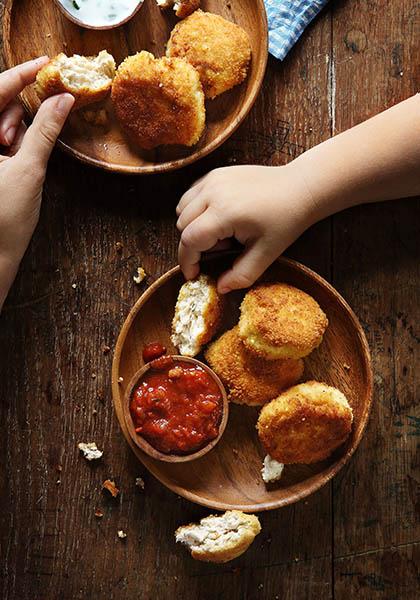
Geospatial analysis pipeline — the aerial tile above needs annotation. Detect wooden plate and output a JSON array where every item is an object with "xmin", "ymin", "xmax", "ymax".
[
  {"xmin": 2, "ymin": 0, "xmax": 268, "ymax": 174},
  {"xmin": 112, "ymin": 256, "xmax": 373, "ymax": 512}
]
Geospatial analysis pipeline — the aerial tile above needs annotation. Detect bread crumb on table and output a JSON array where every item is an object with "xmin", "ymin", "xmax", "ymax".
[
  {"xmin": 78, "ymin": 442, "xmax": 103, "ymax": 461},
  {"xmin": 135, "ymin": 477, "xmax": 145, "ymax": 490},
  {"xmin": 103, "ymin": 479, "xmax": 120, "ymax": 498},
  {"xmin": 133, "ymin": 267, "xmax": 147, "ymax": 285},
  {"xmin": 117, "ymin": 530, "xmax": 127, "ymax": 539}
]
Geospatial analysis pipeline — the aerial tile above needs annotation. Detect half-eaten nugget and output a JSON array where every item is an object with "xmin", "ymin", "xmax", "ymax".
[
  {"xmin": 111, "ymin": 51, "xmax": 205, "ymax": 149},
  {"xmin": 175, "ymin": 510, "xmax": 261, "ymax": 563},
  {"xmin": 156, "ymin": 0, "xmax": 200, "ymax": 19},
  {"xmin": 171, "ymin": 274, "xmax": 223, "ymax": 357},
  {"xmin": 36, "ymin": 50, "xmax": 115, "ymax": 110}
]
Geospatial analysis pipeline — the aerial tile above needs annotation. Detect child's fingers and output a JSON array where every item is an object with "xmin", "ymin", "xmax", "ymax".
[
  {"xmin": 216, "ymin": 241, "xmax": 280, "ymax": 294},
  {"xmin": 18, "ymin": 93, "xmax": 74, "ymax": 171},
  {"xmin": 176, "ymin": 195, "xmax": 207, "ymax": 231},
  {"xmin": 0, "ymin": 57, "xmax": 49, "ymax": 112},
  {"xmin": 0, "ymin": 100, "xmax": 24, "ymax": 145},
  {"xmin": 178, "ymin": 208, "xmax": 232, "ymax": 279},
  {"xmin": 176, "ymin": 175, "xmax": 208, "ymax": 215}
]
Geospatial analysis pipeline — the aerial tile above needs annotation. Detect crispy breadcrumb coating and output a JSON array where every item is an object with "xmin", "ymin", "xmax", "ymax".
[
  {"xmin": 166, "ymin": 10, "xmax": 251, "ymax": 99},
  {"xmin": 257, "ymin": 381, "xmax": 353, "ymax": 464},
  {"xmin": 205, "ymin": 327, "xmax": 303, "ymax": 405},
  {"xmin": 239, "ymin": 283, "xmax": 328, "ymax": 360},
  {"xmin": 35, "ymin": 51, "xmax": 115, "ymax": 110},
  {"xmin": 111, "ymin": 51, "xmax": 205, "ymax": 149}
]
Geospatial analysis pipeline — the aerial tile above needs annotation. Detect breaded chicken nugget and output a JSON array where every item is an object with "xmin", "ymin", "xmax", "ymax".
[
  {"xmin": 156, "ymin": 0, "xmax": 200, "ymax": 19},
  {"xmin": 257, "ymin": 381, "xmax": 353, "ymax": 464},
  {"xmin": 239, "ymin": 283, "xmax": 328, "ymax": 360},
  {"xmin": 171, "ymin": 274, "xmax": 223, "ymax": 357},
  {"xmin": 166, "ymin": 10, "xmax": 251, "ymax": 99},
  {"xmin": 175, "ymin": 510, "xmax": 261, "ymax": 563},
  {"xmin": 205, "ymin": 327, "xmax": 303, "ymax": 406},
  {"xmin": 36, "ymin": 51, "xmax": 115, "ymax": 110},
  {"xmin": 111, "ymin": 51, "xmax": 205, "ymax": 149}
]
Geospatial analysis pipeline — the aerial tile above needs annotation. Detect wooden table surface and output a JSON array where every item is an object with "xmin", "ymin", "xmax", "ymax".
[{"xmin": 0, "ymin": 1, "xmax": 419, "ymax": 598}]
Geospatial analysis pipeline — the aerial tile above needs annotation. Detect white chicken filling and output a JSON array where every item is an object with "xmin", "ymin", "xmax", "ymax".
[
  {"xmin": 176, "ymin": 512, "xmax": 249, "ymax": 553},
  {"xmin": 171, "ymin": 276, "xmax": 212, "ymax": 356},
  {"xmin": 261, "ymin": 455, "xmax": 284, "ymax": 483},
  {"xmin": 56, "ymin": 51, "xmax": 115, "ymax": 91}
]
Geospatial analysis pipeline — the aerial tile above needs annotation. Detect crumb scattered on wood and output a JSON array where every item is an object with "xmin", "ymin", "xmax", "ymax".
[
  {"xmin": 115, "ymin": 242, "xmax": 123, "ymax": 253},
  {"xmin": 103, "ymin": 345, "xmax": 111, "ymax": 355},
  {"xmin": 135, "ymin": 477, "xmax": 145, "ymax": 490},
  {"xmin": 343, "ymin": 363, "xmax": 351, "ymax": 371},
  {"xmin": 78, "ymin": 442, "xmax": 103, "ymax": 461},
  {"xmin": 72, "ymin": 283, "xmax": 77, "ymax": 289},
  {"xmin": 91, "ymin": 373, "xmax": 96, "ymax": 379},
  {"xmin": 92, "ymin": 409, "xmax": 98, "ymax": 416},
  {"xmin": 118, "ymin": 377, "xmax": 124, "ymax": 383},
  {"xmin": 103, "ymin": 479, "xmax": 120, "ymax": 498},
  {"xmin": 117, "ymin": 530, "xmax": 127, "ymax": 539},
  {"xmin": 133, "ymin": 267, "xmax": 147, "ymax": 285},
  {"xmin": 95, "ymin": 508, "xmax": 104, "ymax": 518}
]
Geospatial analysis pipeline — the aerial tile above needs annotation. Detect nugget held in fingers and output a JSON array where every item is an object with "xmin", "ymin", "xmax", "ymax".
[
  {"xmin": 171, "ymin": 274, "xmax": 223, "ymax": 356},
  {"xmin": 156, "ymin": 0, "xmax": 200, "ymax": 19},
  {"xmin": 257, "ymin": 381, "xmax": 353, "ymax": 464},
  {"xmin": 112, "ymin": 51, "xmax": 205, "ymax": 149},
  {"xmin": 175, "ymin": 510, "xmax": 261, "ymax": 563},
  {"xmin": 239, "ymin": 283, "xmax": 328, "ymax": 360},
  {"xmin": 36, "ymin": 51, "xmax": 115, "ymax": 110},
  {"xmin": 167, "ymin": 10, "xmax": 251, "ymax": 99},
  {"xmin": 205, "ymin": 327, "xmax": 303, "ymax": 405}
]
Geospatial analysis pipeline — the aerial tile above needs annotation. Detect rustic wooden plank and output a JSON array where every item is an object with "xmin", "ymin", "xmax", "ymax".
[{"xmin": 331, "ymin": 0, "xmax": 420, "ymax": 597}]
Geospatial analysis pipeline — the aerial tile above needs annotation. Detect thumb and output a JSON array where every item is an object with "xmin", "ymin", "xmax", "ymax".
[
  {"xmin": 217, "ymin": 241, "xmax": 280, "ymax": 294},
  {"xmin": 19, "ymin": 93, "xmax": 74, "ymax": 169}
]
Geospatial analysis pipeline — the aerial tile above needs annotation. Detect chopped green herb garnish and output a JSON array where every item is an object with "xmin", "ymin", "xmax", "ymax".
[{"xmin": 72, "ymin": 0, "xmax": 80, "ymax": 9}]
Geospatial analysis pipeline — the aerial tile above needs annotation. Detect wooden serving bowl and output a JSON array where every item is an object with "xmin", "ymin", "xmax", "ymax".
[
  {"xmin": 123, "ymin": 356, "xmax": 229, "ymax": 463},
  {"xmin": 113, "ymin": 256, "xmax": 373, "ymax": 511},
  {"xmin": 53, "ymin": 0, "xmax": 145, "ymax": 30},
  {"xmin": 2, "ymin": 0, "xmax": 268, "ymax": 173}
]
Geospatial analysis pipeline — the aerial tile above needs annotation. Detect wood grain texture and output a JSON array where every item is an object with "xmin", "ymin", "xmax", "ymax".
[
  {"xmin": 2, "ymin": 0, "xmax": 268, "ymax": 173},
  {"xmin": 0, "ymin": 0, "xmax": 419, "ymax": 598}
]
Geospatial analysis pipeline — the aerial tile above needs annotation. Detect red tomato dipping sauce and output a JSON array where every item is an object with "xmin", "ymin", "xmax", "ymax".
[
  {"xmin": 130, "ymin": 357, "xmax": 223, "ymax": 455},
  {"xmin": 142, "ymin": 341, "xmax": 167, "ymax": 363}
]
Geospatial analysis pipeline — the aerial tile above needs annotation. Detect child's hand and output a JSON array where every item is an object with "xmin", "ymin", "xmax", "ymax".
[
  {"xmin": 176, "ymin": 164, "xmax": 317, "ymax": 293},
  {"xmin": 0, "ymin": 58, "xmax": 74, "ymax": 308}
]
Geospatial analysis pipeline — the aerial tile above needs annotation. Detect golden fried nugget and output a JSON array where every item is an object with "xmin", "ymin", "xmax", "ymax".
[
  {"xmin": 111, "ymin": 51, "xmax": 205, "ymax": 149},
  {"xmin": 257, "ymin": 381, "xmax": 353, "ymax": 464},
  {"xmin": 36, "ymin": 51, "xmax": 115, "ymax": 110},
  {"xmin": 239, "ymin": 283, "xmax": 328, "ymax": 360},
  {"xmin": 166, "ymin": 10, "xmax": 251, "ymax": 99},
  {"xmin": 205, "ymin": 327, "xmax": 303, "ymax": 406}
]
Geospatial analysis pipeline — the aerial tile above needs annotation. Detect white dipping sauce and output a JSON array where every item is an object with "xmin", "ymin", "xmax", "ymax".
[{"xmin": 59, "ymin": 0, "xmax": 140, "ymax": 27}]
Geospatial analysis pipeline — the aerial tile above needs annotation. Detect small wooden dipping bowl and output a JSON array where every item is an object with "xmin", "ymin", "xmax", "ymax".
[
  {"xmin": 53, "ymin": 0, "xmax": 145, "ymax": 30},
  {"xmin": 123, "ymin": 356, "xmax": 229, "ymax": 463}
]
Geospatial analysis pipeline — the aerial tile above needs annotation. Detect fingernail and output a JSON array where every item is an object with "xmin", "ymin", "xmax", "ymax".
[
  {"xmin": 4, "ymin": 125, "xmax": 17, "ymax": 146},
  {"xmin": 218, "ymin": 286, "xmax": 231, "ymax": 295},
  {"xmin": 55, "ymin": 93, "xmax": 75, "ymax": 115}
]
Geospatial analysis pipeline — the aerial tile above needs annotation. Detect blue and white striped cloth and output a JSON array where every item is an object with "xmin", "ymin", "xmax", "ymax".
[{"xmin": 264, "ymin": 0, "xmax": 329, "ymax": 60}]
